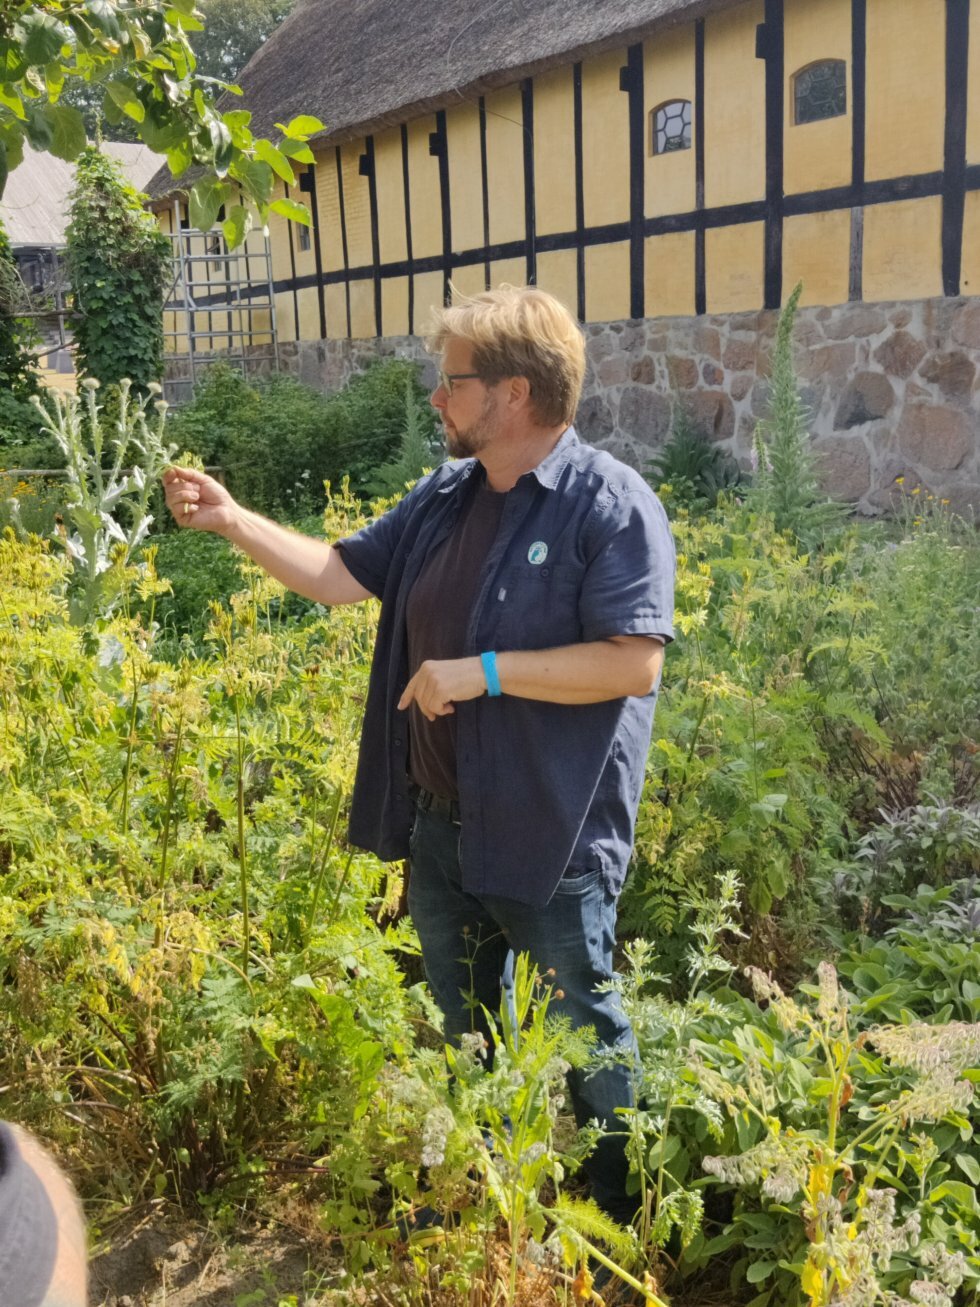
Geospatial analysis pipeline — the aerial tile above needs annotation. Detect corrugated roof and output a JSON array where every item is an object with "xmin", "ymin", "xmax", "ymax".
[
  {"xmin": 145, "ymin": 0, "xmax": 739, "ymax": 201},
  {"xmin": 1, "ymin": 142, "xmax": 164, "ymax": 248}
]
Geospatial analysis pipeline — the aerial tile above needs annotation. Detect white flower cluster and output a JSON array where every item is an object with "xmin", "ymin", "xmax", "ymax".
[
  {"xmin": 420, "ymin": 1104, "xmax": 455, "ymax": 1169},
  {"xmin": 869, "ymin": 1021, "xmax": 980, "ymax": 1075},
  {"xmin": 702, "ymin": 1133, "xmax": 809, "ymax": 1201}
]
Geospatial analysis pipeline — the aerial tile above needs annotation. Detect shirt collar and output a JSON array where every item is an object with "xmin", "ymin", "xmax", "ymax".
[{"xmin": 437, "ymin": 425, "xmax": 580, "ymax": 495}]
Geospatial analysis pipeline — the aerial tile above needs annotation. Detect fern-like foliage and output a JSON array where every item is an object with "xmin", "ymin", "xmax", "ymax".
[
  {"xmin": 646, "ymin": 404, "xmax": 742, "ymax": 511},
  {"xmin": 367, "ymin": 375, "xmax": 443, "ymax": 496}
]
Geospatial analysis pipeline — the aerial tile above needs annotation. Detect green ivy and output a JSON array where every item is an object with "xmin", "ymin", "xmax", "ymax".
[
  {"xmin": 0, "ymin": 214, "xmax": 39, "ymax": 403},
  {"xmin": 65, "ymin": 147, "xmax": 172, "ymax": 392}
]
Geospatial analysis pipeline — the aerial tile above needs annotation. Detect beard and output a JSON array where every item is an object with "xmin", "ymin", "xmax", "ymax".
[{"xmin": 443, "ymin": 390, "xmax": 498, "ymax": 459}]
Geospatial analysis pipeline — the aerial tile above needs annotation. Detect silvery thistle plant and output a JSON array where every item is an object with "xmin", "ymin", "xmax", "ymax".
[{"xmin": 27, "ymin": 378, "xmax": 177, "ymax": 624}]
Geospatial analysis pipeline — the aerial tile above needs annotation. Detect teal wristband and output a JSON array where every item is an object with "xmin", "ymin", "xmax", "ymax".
[{"xmin": 481, "ymin": 651, "xmax": 502, "ymax": 698}]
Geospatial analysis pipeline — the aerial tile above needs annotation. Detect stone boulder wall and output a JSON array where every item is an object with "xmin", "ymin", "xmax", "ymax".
[{"xmin": 273, "ymin": 295, "xmax": 980, "ymax": 517}]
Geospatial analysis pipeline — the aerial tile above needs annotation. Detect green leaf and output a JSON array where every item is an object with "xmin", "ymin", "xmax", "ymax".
[
  {"xmin": 269, "ymin": 196, "xmax": 310, "ymax": 227},
  {"xmin": 255, "ymin": 138, "xmax": 295, "ymax": 185},
  {"xmin": 276, "ymin": 114, "xmax": 325, "ymax": 138},
  {"xmin": 84, "ymin": 0, "xmax": 123, "ymax": 39},
  {"xmin": 0, "ymin": 83, "xmax": 26, "ymax": 120},
  {"xmin": 278, "ymin": 138, "xmax": 314, "ymax": 164},
  {"xmin": 955, "ymin": 1154, "xmax": 980, "ymax": 1185},
  {"xmin": 106, "ymin": 81, "xmax": 146, "ymax": 124},
  {"xmin": 41, "ymin": 104, "xmax": 86, "ymax": 161},
  {"xmin": 189, "ymin": 175, "xmax": 231, "ymax": 231},
  {"xmin": 221, "ymin": 204, "xmax": 252, "ymax": 249},
  {"xmin": 233, "ymin": 157, "xmax": 272, "ymax": 205},
  {"xmin": 746, "ymin": 1261, "xmax": 777, "ymax": 1284},
  {"xmin": 19, "ymin": 13, "xmax": 70, "ymax": 67}
]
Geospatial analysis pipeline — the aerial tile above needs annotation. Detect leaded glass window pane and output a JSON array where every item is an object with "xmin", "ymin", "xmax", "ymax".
[
  {"xmin": 794, "ymin": 60, "xmax": 847, "ymax": 125},
  {"xmin": 652, "ymin": 100, "xmax": 692, "ymax": 155}
]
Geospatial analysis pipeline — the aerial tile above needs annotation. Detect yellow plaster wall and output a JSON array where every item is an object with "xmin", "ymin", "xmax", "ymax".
[
  {"xmin": 447, "ymin": 101, "xmax": 485, "ymax": 253},
  {"xmin": 862, "ymin": 196, "xmax": 942, "ymax": 301},
  {"xmin": 375, "ymin": 131, "xmax": 408, "ymax": 264},
  {"xmin": 484, "ymin": 86, "xmax": 526, "ymax": 246},
  {"xmin": 783, "ymin": 0, "xmax": 852, "ymax": 194},
  {"xmin": 959, "ymin": 190, "xmax": 980, "ymax": 294},
  {"xmin": 865, "ymin": 0, "xmax": 944, "ymax": 181},
  {"xmin": 490, "ymin": 257, "xmax": 527, "ymax": 289},
  {"xmin": 534, "ymin": 249, "xmax": 578, "ymax": 315},
  {"xmin": 706, "ymin": 222, "xmax": 764, "ymax": 311},
  {"xmin": 643, "ymin": 26, "xmax": 697, "ymax": 218},
  {"xmin": 315, "ymin": 152, "xmax": 346, "ymax": 275},
  {"xmin": 338, "ymin": 141, "xmax": 372, "ymax": 269},
  {"xmin": 324, "ymin": 283, "xmax": 347, "ymax": 338},
  {"xmin": 274, "ymin": 291, "xmax": 295, "ymax": 342},
  {"xmin": 349, "ymin": 276, "xmax": 375, "ymax": 339},
  {"xmin": 645, "ymin": 231, "xmax": 696, "ymax": 316},
  {"xmin": 783, "ymin": 208, "xmax": 851, "ymax": 305},
  {"xmin": 406, "ymin": 118, "xmax": 444, "ymax": 261},
  {"xmin": 533, "ymin": 67, "xmax": 577, "ymax": 236},
  {"xmin": 703, "ymin": 1, "xmax": 766, "ymax": 208},
  {"xmin": 968, "ymin": 8, "xmax": 980, "ymax": 163},
  {"xmin": 783, "ymin": 206, "xmax": 851, "ymax": 303},
  {"xmin": 450, "ymin": 264, "xmax": 489, "ymax": 299},
  {"xmin": 581, "ymin": 50, "xmax": 630, "ymax": 228},
  {"xmin": 297, "ymin": 287, "xmax": 322, "ymax": 341},
  {"xmin": 584, "ymin": 242, "xmax": 630, "ymax": 321},
  {"xmin": 413, "ymin": 270, "xmax": 445, "ymax": 326},
  {"xmin": 381, "ymin": 276, "xmax": 410, "ymax": 336}
]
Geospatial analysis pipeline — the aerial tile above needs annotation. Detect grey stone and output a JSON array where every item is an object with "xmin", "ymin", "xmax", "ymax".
[
  {"xmin": 821, "ymin": 305, "xmax": 888, "ymax": 340},
  {"xmin": 702, "ymin": 361, "xmax": 724, "ymax": 386},
  {"xmin": 617, "ymin": 386, "xmax": 672, "ymax": 446},
  {"xmin": 873, "ymin": 329, "xmax": 927, "ymax": 378},
  {"xmin": 685, "ymin": 389, "xmax": 736, "ymax": 441},
  {"xmin": 950, "ymin": 299, "xmax": 980, "ymax": 349},
  {"xmin": 723, "ymin": 338, "xmax": 756, "ymax": 372},
  {"xmin": 940, "ymin": 482, "xmax": 980, "ymax": 519},
  {"xmin": 598, "ymin": 353, "xmax": 630, "ymax": 387},
  {"xmin": 631, "ymin": 355, "xmax": 656, "ymax": 385},
  {"xmin": 834, "ymin": 372, "xmax": 895, "ymax": 428},
  {"xmin": 575, "ymin": 393, "xmax": 616, "ymax": 443},
  {"xmin": 796, "ymin": 342, "xmax": 858, "ymax": 382},
  {"xmin": 812, "ymin": 436, "xmax": 872, "ymax": 500},
  {"xmin": 898, "ymin": 403, "xmax": 973, "ymax": 471},
  {"xmin": 730, "ymin": 372, "xmax": 753, "ymax": 402},
  {"xmin": 667, "ymin": 356, "xmax": 699, "ymax": 389},
  {"xmin": 693, "ymin": 324, "xmax": 721, "ymax": 360},
  {"xmin": 919, "ymin": 350, "xmax": 976, "ymax": 403}
]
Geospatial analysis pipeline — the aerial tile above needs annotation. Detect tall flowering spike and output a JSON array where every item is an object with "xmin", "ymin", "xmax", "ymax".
[{"xmin": 816, "ymin": 960, "xmax": 841, "ymax": 1022}]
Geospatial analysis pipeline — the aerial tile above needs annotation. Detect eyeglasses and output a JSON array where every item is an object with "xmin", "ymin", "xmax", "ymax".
[{"xmin": 438, "ymin": 370, "xmax": 482, "ymax": 395}]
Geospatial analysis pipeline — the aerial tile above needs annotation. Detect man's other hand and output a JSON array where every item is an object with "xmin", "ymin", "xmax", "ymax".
[
  {"xmin": 162, "ymin": 466, "xmax": 238, "ymax": 536},
  {"xmin": 398, "ymin": 657, "xmax": 486, "ymax": 721}
]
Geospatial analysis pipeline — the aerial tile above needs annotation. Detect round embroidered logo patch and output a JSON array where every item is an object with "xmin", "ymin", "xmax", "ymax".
[{"xmin": 527, "ymin": 541, "xmax": 549, "ymax": 565}]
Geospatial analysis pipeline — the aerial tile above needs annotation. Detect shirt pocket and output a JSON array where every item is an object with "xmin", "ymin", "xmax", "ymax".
[{"xmin": 489, "ymin": 562, "xmax": 583, "ymax": 650}]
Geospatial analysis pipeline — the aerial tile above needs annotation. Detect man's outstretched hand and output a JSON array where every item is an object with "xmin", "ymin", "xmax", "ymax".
[{"xmin": 162, "ymin": 466, "xmax": 238, "ymax": 536}]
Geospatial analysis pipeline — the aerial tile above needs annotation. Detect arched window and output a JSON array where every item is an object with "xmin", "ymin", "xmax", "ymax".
[
  {"xmin": 651, "ymin": 99, "xmax": 692, "ymax": 155},
  {"xmin": 793, "ymin": 59, "xmax": 847, "ymax": 125}
]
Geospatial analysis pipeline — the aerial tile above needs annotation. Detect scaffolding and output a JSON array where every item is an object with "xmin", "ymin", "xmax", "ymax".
[{"xmin": 162, "ymin": 199, "xmax": 280, "ymax": 406}]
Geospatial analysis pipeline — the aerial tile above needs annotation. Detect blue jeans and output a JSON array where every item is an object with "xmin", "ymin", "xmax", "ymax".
[{"xmin": 407, "ymin": 803, "xmax": 637, "ymax": 1220}]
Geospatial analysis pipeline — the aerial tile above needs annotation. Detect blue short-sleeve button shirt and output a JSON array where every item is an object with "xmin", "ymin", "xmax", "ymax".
[{"xmin": 337, "ymin": 426, "xmax": 675, "ymax": 906}]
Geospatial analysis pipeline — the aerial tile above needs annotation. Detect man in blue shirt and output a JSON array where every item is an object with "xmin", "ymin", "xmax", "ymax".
[{"xmin": 164, "ymin": 285, "xmax": 675, "ymax": 1224}]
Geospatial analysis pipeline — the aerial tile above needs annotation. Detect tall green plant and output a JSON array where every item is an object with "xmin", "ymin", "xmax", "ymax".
[
  {"xmin": 66, "ymin": 147, "xmax": 172, "ymax": 391},
  {"xmin": 751, "ymin": 282, "xmax": 844, "ymax": 543},
  {"xmin": 367, "ymin": 374, "xmax": 442, "ymax": 497},
  {"xmin": 0, "ymin": 214, "xmax": 39, "ymax": 404}
]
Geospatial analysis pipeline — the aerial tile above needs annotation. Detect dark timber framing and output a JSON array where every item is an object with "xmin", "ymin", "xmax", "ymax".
[
  {"xmin": 431, "ymin": 111, "xmax": 453, "ymax": 304},
  {"xmin": 334, "ymin": 147, "xmax": 352, "ymax": 337},
  {"xmin": 521, "ymin": 78, "xmax": 537, "ymax": 285},
  {"xmin": 849, "ymin": 0, "xmax": 867, "ymax": 301},
  {"xmin": 300, "ymin": 162, "xmax": 327, "ymax": 338},
  {"xmin": 284, "ymin": 180, "xmax": 301, "ymax": 339},
  {"xmin": 361, "ymin": 137, "xmax": 383, "ymax": 335},
  {"xmin": 759, "ymin": 0, "xmax": 785, "ymax": 311},
  {"xmin": 479, "ymin": 97, "xmax": 491, "ymax": 290},
  {"xmin": 623, "ymin": 44, "xmax": 646, "ymax": 318},
  {"xmin": 400, "ymin": 123, "xmax": 415, "ymax": 334},
  {"xmin": 694, "ymin": 19, "xmax": 707, "ymax": 316},
  {"xmin": 943, "ymin": 0, "xmax": 970, "ymax": 297},
  {"xmin": 572, "ymin": 62, "xmax": 586, "ymax": 321}
]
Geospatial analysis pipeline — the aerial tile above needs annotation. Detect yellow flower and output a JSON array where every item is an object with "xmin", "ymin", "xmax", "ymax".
[
  {"xmin": 942, "ymin": 498, "xmax": 950, "ymax": 505},
  {"xmin": 895, "ymin": 476, "xmax": 905, "ymax": 486},
  {"xmin": 911, "ymin": 486, "xmax": 921, "ymax": 495}
]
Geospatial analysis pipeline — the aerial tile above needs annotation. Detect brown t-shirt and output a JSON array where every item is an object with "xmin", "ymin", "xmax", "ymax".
[{"xmin": 406, "ymin": 479, "xmax": 507, "ymax": 799}]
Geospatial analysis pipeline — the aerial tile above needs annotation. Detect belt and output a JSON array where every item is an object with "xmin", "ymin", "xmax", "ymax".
[{"xmin": 414, "ymin": 786, "xmax": 462, "ymax": 825}]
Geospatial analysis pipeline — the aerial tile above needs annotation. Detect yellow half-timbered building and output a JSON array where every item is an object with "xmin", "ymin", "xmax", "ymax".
[{"xmin": 149, "ymin": 0, "xmax": 975, "ymax": 338}]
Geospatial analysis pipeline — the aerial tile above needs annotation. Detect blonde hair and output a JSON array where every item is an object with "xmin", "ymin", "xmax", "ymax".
[{"xmin": 427, "ymin": 285, "xmax": 585, "ymax": 426}]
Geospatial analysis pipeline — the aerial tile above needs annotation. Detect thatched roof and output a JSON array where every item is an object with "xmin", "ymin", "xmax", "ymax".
[
  {"xmin": 3, "ymin": 142, "xmax": 164, "ymax": 247},
  {"xmin": 146, "ymin": 0, "xmax": 738, "ymax": 201}
]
